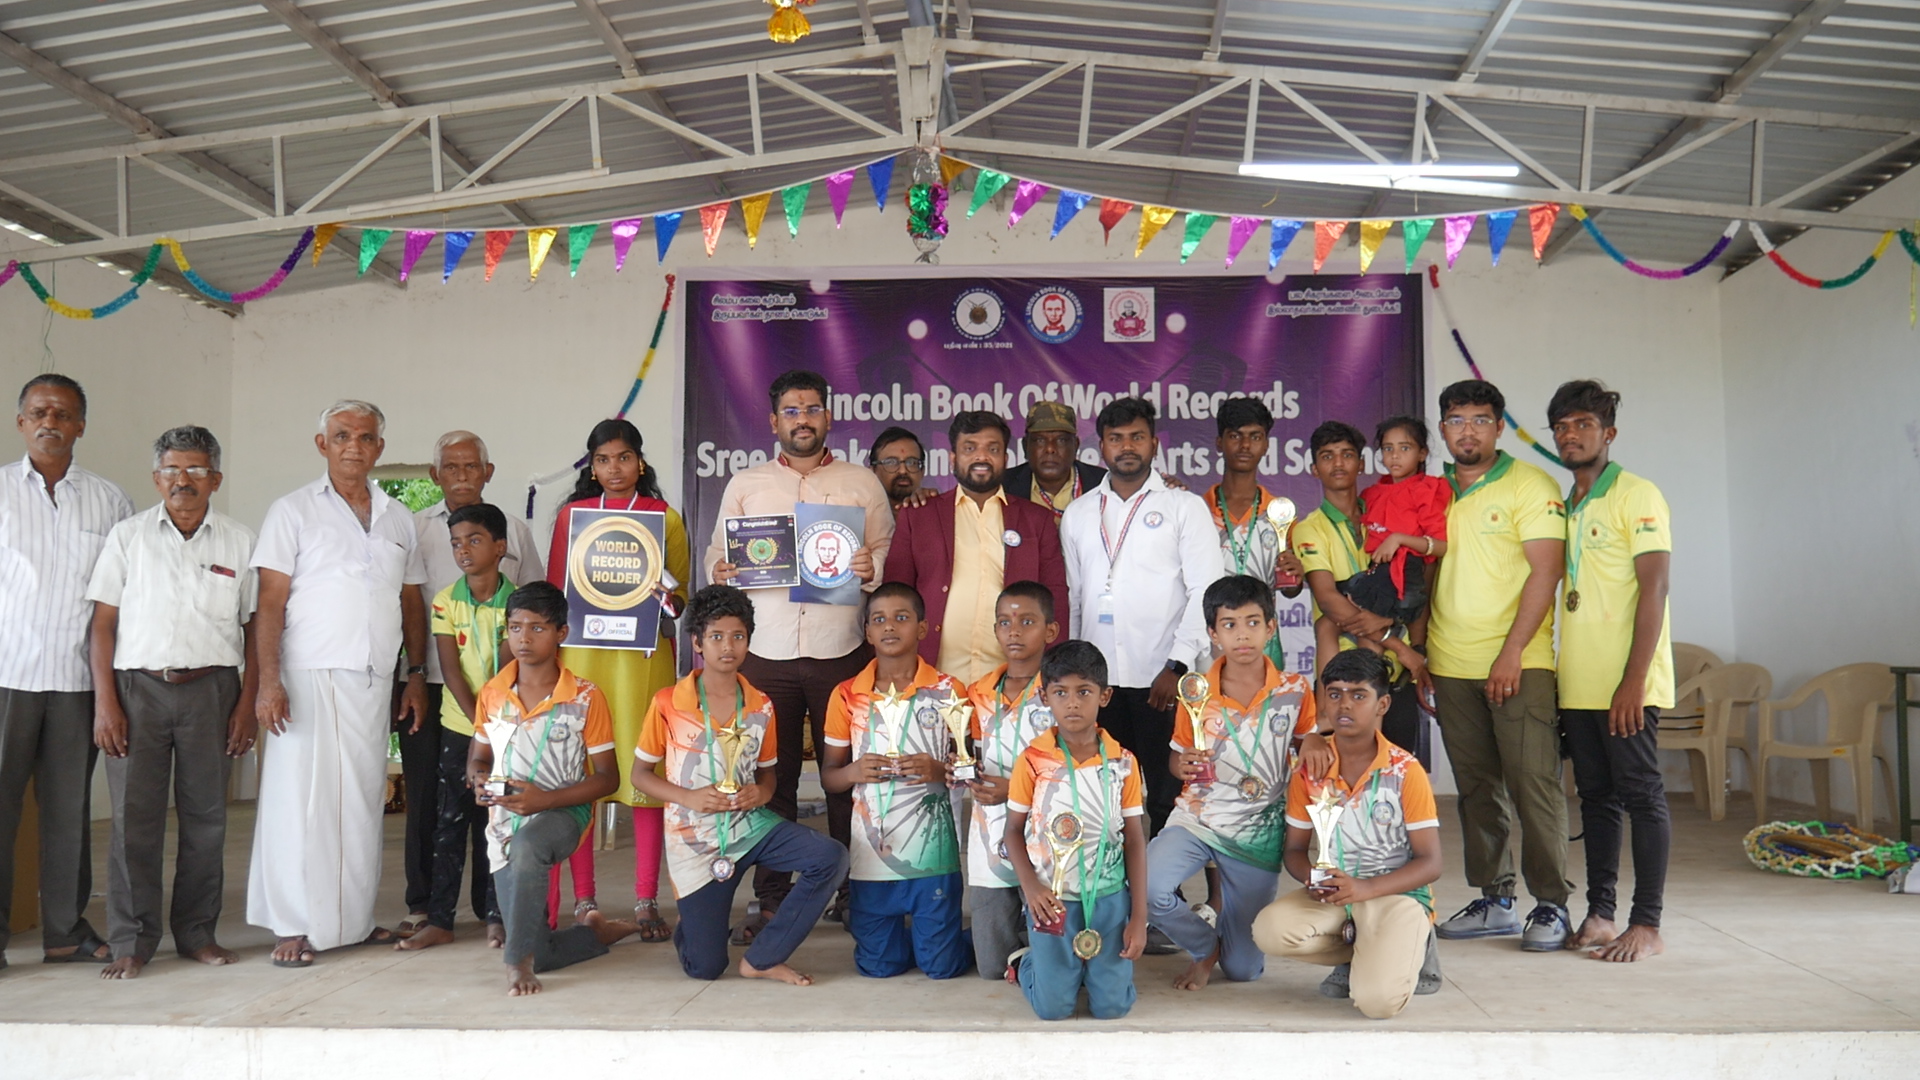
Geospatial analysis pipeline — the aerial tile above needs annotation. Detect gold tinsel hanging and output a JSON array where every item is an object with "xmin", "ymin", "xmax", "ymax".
[{"xmin": 767, "ymin": 0, "xmax": 816, "ymax": 43}]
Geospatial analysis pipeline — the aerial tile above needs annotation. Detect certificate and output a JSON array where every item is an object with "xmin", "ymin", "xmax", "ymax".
[
  {"xmin": 790, "ymin": 502, "xmax": 866, "ymax": 607},
  {"xmin": 563, "ymin": 508, "xmax": 668, "ymax": 653},
  {"xmin": 724, "ymin": 514, "xmax": 799, "ymax": 589}
]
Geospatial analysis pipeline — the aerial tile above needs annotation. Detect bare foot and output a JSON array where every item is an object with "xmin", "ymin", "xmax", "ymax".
[
  {"xmin": 101, "ymin": 956, "xmax": 144, "ymax": 980},
  {"xmin": 186, "ymin": 943, "xmax": 239, "ymax": 966},
  {"xmin": 487, "ymin": 923, "xmax": 506, "ymax": 949},
  {"xmin": 507, "ymin": 957, "xmax": 542, "ymax": 996},
  {"xmin": 1565, "ymin": 913, "xmax": 1618, "ymax": 950},
  {"xmin": 395, "ymin": 925, "xmax": 455, "ymax": 951},
  {"xmin": 581, "ymin": 909, "xmax": 639, "ymax": 946},
  {"xmin": 1591, "ymin": 924, "xmax": 1664, "ymax": 963},
  {"xmin": 1173, "ymin": 946, "xmax": 1219, "ymax": 991},
  {"xmin": 739, "ymin": 957, "xmax": 814, "ymax": 985}
]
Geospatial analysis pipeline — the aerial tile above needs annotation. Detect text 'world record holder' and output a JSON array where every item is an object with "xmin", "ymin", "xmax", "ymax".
[{"xmin": 564, "ymin": 507, "xmax": 669, "ymax": 653}]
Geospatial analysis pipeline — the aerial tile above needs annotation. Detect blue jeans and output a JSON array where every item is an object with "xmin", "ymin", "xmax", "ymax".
[
  {"xmin": 848, "ymin": 872, "xmax": 971, "ymax": 979},
  {"xmin": 1020, "ymin": 888, "xmax": 1136, "ymax": 1020},
  {"xmin": 1145, "ymin": 826, "xmax": 1281, "ymax": 981},
  {"xmin": 673, "ymin": 821, "xmax": 848, "ymax": 980}
]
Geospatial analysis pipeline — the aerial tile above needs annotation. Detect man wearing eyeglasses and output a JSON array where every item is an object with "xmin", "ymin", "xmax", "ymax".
[
  {"xmin": 868, "ymin": 427, "xmax": 938, "ymax": 511},
  {"xmin": 1425, "ymin": 379, "xmax": 1574, "ymax": 954},
  {"xmin": 85, "ymin": 426, "xmax": 258, "ymax": 979},
  {"xmin": 705, "ymin": 369, "xmax": 894, "ymax": 934}
]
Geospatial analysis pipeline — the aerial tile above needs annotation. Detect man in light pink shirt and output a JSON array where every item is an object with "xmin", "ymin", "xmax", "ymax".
[{"xmin": 705, "ymin": 369, "xmax": 893, "ymax": 931}]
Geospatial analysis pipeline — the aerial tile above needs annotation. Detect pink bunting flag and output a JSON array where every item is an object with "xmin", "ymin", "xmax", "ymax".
[
  {"xmin": 1443, "ymin": 215, "xmax": 1475, "ymax": 269},
  {"xmin": 1008, "ymin": 180, "xmax": 1050, "ymax": 228},
  {"xmin": 1224, "ymin": 216, "xmax": 1261, "ymax": 269},
  {"xmin": 827, "ymin": 171, "xmax": 855, "ymax": 227},
  {"xmin": 610, "ymin": 218, "xmax": 643, "ymax": 272},
  {"xmin": 398, "ymin": 229, "xmax": 434, "ymax": 282}
]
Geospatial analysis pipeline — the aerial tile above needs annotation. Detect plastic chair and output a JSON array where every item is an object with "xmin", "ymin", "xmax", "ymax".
[
  {"xmin": 1656, "ymin": 663, "xmax": 1769, "ymax": 821},
  {"xmin": 1753, "ymin": 663, "xmax": 1897, "ymax": 828},
  {"xmin": 1661, "ymin": 643, "xmax": 1725, "ymax": 728}
]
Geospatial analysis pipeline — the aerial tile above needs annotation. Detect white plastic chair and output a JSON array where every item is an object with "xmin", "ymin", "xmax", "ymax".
[
  {"xmin": 1753, "ymin": 663, "xmax": 1896, "ymax": 828},
  {"xmin": 1657, "ymin": 663, "xmax": 1769, "ymax": 821}
]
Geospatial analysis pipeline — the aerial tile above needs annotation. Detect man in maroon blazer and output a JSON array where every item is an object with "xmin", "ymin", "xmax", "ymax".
[{"xmin": 883, "ymin": 411, "xmax": 1068, "ymax": 684}]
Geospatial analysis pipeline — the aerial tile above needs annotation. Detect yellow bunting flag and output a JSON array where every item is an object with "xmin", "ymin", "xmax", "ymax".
[
  {"xmin": 525, "ymin": 227, "xmax": 557, "ymax": 281},
  {"xmin": 312, "ymin": 223, "xmax": 340, "ymax": 266},
  {"xmin": 700, "ymin": 202, "xmax": 730, "ymax": 257},
  {"xmin": 939, "ymin": 155, "xmax": 972, "ymax": 189},
  {"xmin": 1358, "ymin": 219, "xmax": 1391, "ymax": 273},
  {"xmin": 741, "ymin": 192, "xmax": 771, "ymax": 249},
  {"xmin": 1135, "ymin": 205, "xmax": 1175, "ymax": 257},
  {"xmin": 1312, "ymin": 220, "xmax": 1348, "ymax": 272}
]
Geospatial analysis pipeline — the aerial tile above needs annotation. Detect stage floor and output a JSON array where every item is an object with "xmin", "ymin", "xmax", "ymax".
[{"xmin": 4, "ymin": 776, "xmax": 1918, "ymax": 1078}]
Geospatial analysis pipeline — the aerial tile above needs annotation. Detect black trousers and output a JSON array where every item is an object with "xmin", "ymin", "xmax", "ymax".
[
  {"xmin": 1562, "ymin": 707, "xmax": 1670, "ymax": 928},
  {"xmin": 1098, "ymin": 686, "xmax": 1179, "ymax": 835},
  {"xmin": 1382, "ymin": 675, "xmax": 1431, "ymax": 772},
  {"xmin": 396, "ymin": 685, "xmax": 444, "ymax": 914},
  {"xmin": 740, "ymin": 646, "xmax": 870, "ymax": 910},
  {"xmin": 425, "ymin": 728, "xmax": 499, "ymax": 930}
]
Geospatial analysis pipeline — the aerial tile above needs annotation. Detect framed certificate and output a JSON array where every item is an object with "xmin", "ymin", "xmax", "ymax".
[
  {"xmin": 724, "ymin": 513, "xmax": 799, "ymax": 589},
  {"xmin": 563, "ymin": 508, "xmax": 668, "ymax": 653}
]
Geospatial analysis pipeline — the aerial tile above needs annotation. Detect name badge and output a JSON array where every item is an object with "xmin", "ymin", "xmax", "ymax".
[{"xmin": 1097, "ymin": 591, "xmax": 1115, "ymax": 625}]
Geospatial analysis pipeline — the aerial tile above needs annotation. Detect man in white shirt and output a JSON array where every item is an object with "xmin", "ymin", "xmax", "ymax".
[
  {"xmin": 1059, "ymin": 396, "xmax": 1224, "ymax": 836},
  {"xmin": 87, "ymin": 426, "xmax": 258, "ymax": 979},
  {"xmin": 397, "ymin": 431, "xmax": 541, "ymax": 934},
  {"xmin": 0, "ymin": 374, "xmax": 133, "ymax": 965},
  {"xmin": 248, "ymin": 400, "xmax": 430, "ymax": 967}
]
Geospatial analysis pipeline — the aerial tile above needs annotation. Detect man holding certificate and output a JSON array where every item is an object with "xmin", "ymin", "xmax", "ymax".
[{"xmin": 705, "ymin": 369, "xmax": 894, "ymax": 936}]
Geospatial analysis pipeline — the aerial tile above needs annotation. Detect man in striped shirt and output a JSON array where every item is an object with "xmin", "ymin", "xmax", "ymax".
[{"xmin": 0, "ymin": 374, "xmax": 134, "ymax": 965}]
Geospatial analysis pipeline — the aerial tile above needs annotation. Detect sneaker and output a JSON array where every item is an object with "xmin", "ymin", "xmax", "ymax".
[
  {"xmin": 1434, "ymin": 896, "xmax": 1520, "ymax": 939},
  {"xmin": 1520, "ymin": 903, "xmax": 1571, "ymax": 952},
  {"xmin": 1415, "ymin": 931, "xmax": 1442, "ymax": 994},
  {"xmin": 1318, "ymin": 963, "xmax": 1351, "ymax": 998},
  {"xmin": 1144, "ymin": 925, "xmax": 1182, "ymax": 955}
]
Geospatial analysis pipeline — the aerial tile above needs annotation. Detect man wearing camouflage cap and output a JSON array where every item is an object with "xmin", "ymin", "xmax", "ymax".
[{"xmin": 1002, "ymin": 401, "xmax": 1108, "ymax": 521}]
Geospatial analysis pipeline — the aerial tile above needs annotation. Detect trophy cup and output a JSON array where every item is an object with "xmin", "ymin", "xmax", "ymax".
[
  {"xmin": 711, "ymin": 722, "xmax": 750, "ymax": 795},
  {"xmin": 1304, "ymin": 784, "xmax": 1347, "ymax": 890},
  {"xmin": 874, "ymin": 684, "xmax": 909, "ymax": 778},
  {"xmin": 936, "ymin": 692, "xmax": 978, "ymax": 783},
  {"xmin": 1036, "ymin": 813, "xmax": 1085, "ymax": 938},
  {"xmin": 1267, "ymin": 496, "xmax": 1300, "ymax": 589},
  {"xmin": 1176, "ymin": 672, "xmax": 1215, "ymax": 786}
]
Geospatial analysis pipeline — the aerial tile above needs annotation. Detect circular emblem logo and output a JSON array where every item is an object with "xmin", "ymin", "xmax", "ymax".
[
  {"xmin": 586, "ymin": 617, "xmax": 606, "ymax": 637},
  {"xmin": 1373, "ymin": 800, "xmax": 1399, "ymax": 825},
  {"xmin": 797, "ymin": 517, "xmax": 862, "ymax": 589},
  {"xmin": 952, "ymin": 288, "xmax": 1005, "ymax": 339},
  {"xmin": 1002, "ymin": 528, "xmax": 1022, "ymax": 548},
  {"xmin": 568, "ymin": 515, "xmax": 664, "ymax": 611},
  {"xmin": 745, "ymin": 536, "xmax": 778, "ymax": 565},
  {"xmin": 1143, "ymin": 511, "xmax": 1166, "ymax": 529},
  {"xmin": 1023, "ymin": 288, "xmax": 1083, "ymax": 344},
  {"xmin": 1106, "ymin": 288, "xmax": 1151, "ymax": 339}
]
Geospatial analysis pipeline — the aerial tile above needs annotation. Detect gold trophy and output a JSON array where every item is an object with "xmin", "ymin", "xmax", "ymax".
[
  {"xmin": 711, "ymin": 722, "xmax": 750, "ymax": 795},
  {"xmin": 874, "ymin": 684, "xmax": 909, "ymax": 777},
  {"xmin": 1037, "ymin": 812, "xmax": 1084, "ymax": 944},
  {"xmin": 1304, "ymin": 784, "xmax": 1347, "ymax": 890},
  {"xmin": 936, "ymin": 691, "xmax": 977, "ymax": 783},
  {"xmin": 1267, "ymin": 496, "xmax": 1301, "ymax": 589},
  {"xmin": 1177, "ymin": 671, "xmax": 1216, "ymax": 786}
]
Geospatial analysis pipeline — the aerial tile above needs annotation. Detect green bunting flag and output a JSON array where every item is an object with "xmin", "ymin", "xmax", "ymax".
[
  {"xmin": 782, "ymin": 183, "xmax": 811, "ymax": 238},
  {"xmin": 1402, "ymin": 218, "xmax": 1435, "ymax": 271},
  {"xmin": 357, "ymin": 229, "xmax": 392, "ymax": 276},
  {"xmin": 568, "ymin": 224, "xmax": 598, "ymax": 277},
  {"xmin": 967, "ymin": 170, "xmax": 1012, "ymax": 218},
  {"xmin": 1179, "ymin": 212, "xmax": 1218, "ymax": 264}
]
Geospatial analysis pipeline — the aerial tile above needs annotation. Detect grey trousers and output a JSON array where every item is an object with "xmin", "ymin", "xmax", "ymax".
[
  {"xmin": 496, "ymin": 809, "xmax": 608, "ymax": 973},
  {"xmin": 106, "ymin": 670, "xmax": 240, "ymax": 962},
  {"xmin": 1146, "ymin": 826, "xmax": 1281, "ymax": 982},
  {"xmin": 0, "ymin": 687, "xmax": 100, "ymax": 952},
  {"xmin": 968, "ymin": 884, "xmax": 1027, "ymax": 980}
]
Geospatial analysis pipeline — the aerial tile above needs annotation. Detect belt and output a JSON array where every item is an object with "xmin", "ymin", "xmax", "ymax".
[{"xmin": 135, "ymin": 666, "xmax": 234, "ymax": 685}]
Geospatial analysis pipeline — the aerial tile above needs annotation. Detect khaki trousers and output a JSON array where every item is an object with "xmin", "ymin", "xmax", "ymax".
[
  {"xmin": 1253, "ymin": 889, "xmax": 1428, "ymax": 1019},
  {"xmin": 1432, "ymin": 670, "xmax": 1572, "ymax": 907}
]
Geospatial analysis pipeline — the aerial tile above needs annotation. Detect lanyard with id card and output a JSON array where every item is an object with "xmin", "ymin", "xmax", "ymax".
[{"xmin": 1097, "ymin": 491, "xmax": 1151, "ymax": 625}]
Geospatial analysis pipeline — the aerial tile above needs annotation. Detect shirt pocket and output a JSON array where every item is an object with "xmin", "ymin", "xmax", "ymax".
[
  {"xmin": 193, "ymin": 568, "xmax": 244, "ymax": 626},
  {"xmin": 371, "ymin": 536, "xmax": 409, "ymax": 591}
]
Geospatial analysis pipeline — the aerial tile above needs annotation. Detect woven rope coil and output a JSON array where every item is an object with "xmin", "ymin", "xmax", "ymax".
[{"xmin": 1743, "ymin": 820, "xmax": 1920, "ymax": 880}]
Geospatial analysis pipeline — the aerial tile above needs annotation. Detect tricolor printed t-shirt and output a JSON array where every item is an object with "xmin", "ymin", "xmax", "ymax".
[
  {"xmin": 1165, "ymin": 658, "xmax": 1317, "ymax": 872},
  {"xmin": 1285, "ymin": 734, "xmax": 1439, "ymax": 912},
  {"xmin": 635, "ymin": 673, "xmax": 782, "ymax": 897},
  {"xmin": 823, "ymin": 658, "xmax": 965, "ymax": 882},
  {"xmin": 1007, "ymin": 730, "xmax": 1143, "ymax": 901},
  {"xmin": 473, "ymin": 662, "xmax": 615, "ymax": 873},
  {"xmin": 964, "ymin": 665, "xmax": 1055, "ymax": 888}
]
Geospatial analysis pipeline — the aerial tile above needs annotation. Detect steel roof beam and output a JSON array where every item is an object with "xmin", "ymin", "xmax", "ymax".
[{"xmin": 571, "ymin": 0, "xmax": 641, "ymax": 78}]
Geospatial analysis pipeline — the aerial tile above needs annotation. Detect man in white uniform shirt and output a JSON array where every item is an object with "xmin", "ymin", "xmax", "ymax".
[
  {"xmin": 1059, "ymin": 396, "xmax": 1223, "ymax": 836},
  {"xmin": 397, "ymin": 431, "xmax": 541, "ymax": 934},
  {"xmin": 87, "ymin": 426, "xmax": 258, "ymax": 979},
  {"xmin": 0, "ymin": 374, "xmax": 133, "ymax": 965},
  {"xmin": 249, "ymin": 400, "xmax": 429, "ymax": 967}
]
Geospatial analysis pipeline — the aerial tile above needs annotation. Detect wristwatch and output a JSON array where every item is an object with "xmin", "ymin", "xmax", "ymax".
[
  {"xmin": 406, "ymin": 664, "xmax": 427, "ymax": 677},
  {"xmin": 1164, "ymin": 659, "xmax": 1189, "ymax": 676}
]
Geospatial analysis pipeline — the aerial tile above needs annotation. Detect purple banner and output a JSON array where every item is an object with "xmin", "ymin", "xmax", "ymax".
[{"xmin": 684, "ymin": 272, "xmax": 1423, "ymax": 574}]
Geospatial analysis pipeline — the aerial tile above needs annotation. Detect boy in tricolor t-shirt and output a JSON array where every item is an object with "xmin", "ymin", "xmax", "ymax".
[
  {"xmin": 632, "ymin": 585, "xmax": 848, "ymax": 986},
  {"xmin": 820, "ymin": 582, "xmax": 970, "ymax": 979},
  {"xmin": 961, "ymin": 581, "xmax": 1060, "ymax": 979},
  {"xmin": 1004, "ymin": 640, "xmax": 1149, "ymax": 1020}
]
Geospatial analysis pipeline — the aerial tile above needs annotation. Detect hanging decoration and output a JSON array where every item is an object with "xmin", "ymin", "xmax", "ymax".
[
  {"xmin": 1570, "ymin": 206, "xmax": 1734, "ymax": 279},
  {"xmin": 357, "ymin": 228, "xmax": 393, "ymax": 276},
  {"xmin": 1748, "ymin": 221, "xmax": 1893, "ymax": 289},
  {"xmin": 1008, "ymin": 180, "xmax": 1049, "ymax": 228},
  {"xmin": 567, "ymin": 224, "xmax": 597, "ymax": 276},
  {"xmin": 654, "ymin": 210, "xmax": 683, "ymax": 263},
  {"xmin": 1402, "ymin": 218, "xmax": 1434, "ymax": 272},
  {"xmin": 1428, "ymin": 264, "xmax": 1564, "ymax": 469},
  {"xmin": 441, "ymin": 230, "xmax": 473, "ymax": 283},
  {"xmin": 1135, "ymin": 205, "xmax": 1175, "ymax": 257},
  {"xmin": 1224, "ymin": 215, "xmax": 1260, "ymax": 268},
  {"xmin": 483, "ymin": 230, "xmax": 513, "ymax": 281},
  {"xmin": 826, "ymin": 171, "xmax": 855, "ymax": 226},
  {"xmin": 782, "ymin": 183, "xmax": 810, "ymax": 238},
  {"xmin": 1178, "ymin": 212, "xmax": 1217, "ymax": 264},
  {"xmin": 1098, "ymin": 198, "xmax": 1133, "ymax": 244},
  {"xmin": 699, "ymin": 202, "xmax": 730, "ymax": 257},
  {"xmin": 966, "ymin": 170, "xmax": 1012, "ymax": 218},
  {"xmin": 610, "ymin": 218, "xmax": 643, "ymax": 271},
  {"xmin": 14, "ymin": 228, "xmax": 313, "ymax": 318},
  {"xmin": 525, "ymin": 227, "xmax": 558, "ymax": 281},
  {"xmin": 1357, "ymin": 219, "xmax": 1391, "ymax": 273},
  {"xmin": 1485, "ymin": 210, "xmax": 1517, "ymax": 267},
  {"xmin": 398, "ymin": 229, "xmax": 433, "ymax": 282},
  {"xmin": 765, "ymin": 0, "xmax": 816, "ymax": 43},
  {"xmin": 1443, "ymin": 215, "xmax": 1474, "ymax": 269},
  {"xmin": 1311, "ymin": 220, "xmax": 1347, "ymax": 272},
  {"xmin": 1051, "ymin": 191, "xmax": 1091, "ymax": 239},
  {"xmin": 740, "ymin": 194, "xmax": 771, "ymax": 248},
  {"xmin": 17, "ymin": 247, "xmax": 156, "ymax": 319},
  {"xmin": 1528, "ymin": 203, "xmax": 1560, "ymax": 261},
  {"xmin": 867, "ymin": 157, "xmax": 895, "ymax": 212},
  {"xmin": 161, "ymin": 229, "xmax": 314, "ymax": 306},
  {"xmin": 904, "ymin": 150, "xmax": 947, "ymax": 264},
  {"xmin": 312, "ymin": 223, "xmax": 340, "ymax": 266},
  {"xmin": 1268, "ymin": 219, "xmax": 1302, "ymax": 271}
]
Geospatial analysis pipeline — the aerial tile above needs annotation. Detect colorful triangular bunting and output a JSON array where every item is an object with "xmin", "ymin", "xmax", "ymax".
[{"xmin": 1179, "ymin": 212, "xmax": 1218, "ymax": 264}]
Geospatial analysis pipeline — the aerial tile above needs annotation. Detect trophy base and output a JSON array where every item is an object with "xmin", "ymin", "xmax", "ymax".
[
  {"xmin": 1034, "ymin": 910, "xmax": 1067, "ymax": 937},
  {"xmin": 950, "ymin": 763, "xmax": 977, "ymax": 783},
  {"xmin": 1191, "ymin": 762, "xmax": 1217, "ymax": 786},
  {"xmin": 1309, "ymin": 866, "xmax": 1333, "ymax": 888},
  {"xmin": 483, "ymin": 776, "xmax": 511, "ymax": 799}
]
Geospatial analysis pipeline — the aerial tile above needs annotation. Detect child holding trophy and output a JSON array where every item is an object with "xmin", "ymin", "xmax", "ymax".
[
  {"xmin": 1148, "ymin": 575, "xmax": 1329, "ymax": 991},
  {"xmin": 631, "ymin": 585, "xmax": 847, "ymax": 985},
  {"xmin": 1252, "ymin": 649, "xmax": 1442, "ymax": 1019},
  {"xmin": 820, "ymin": 583, "xmax": 972, "ymax": 979},
  {"xmin": 1004, "ymin": 641, "xmax": 1149, "ymax": 1020}
]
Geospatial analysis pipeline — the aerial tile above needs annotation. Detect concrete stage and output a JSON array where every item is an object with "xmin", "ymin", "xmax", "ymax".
[{"xmin": 3, "ymin": 780, "xmax": 1917, "ymax": 1080}]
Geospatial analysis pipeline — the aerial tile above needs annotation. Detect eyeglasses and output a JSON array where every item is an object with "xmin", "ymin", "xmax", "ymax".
[
  {"xmin": 1440, "ymin": 416, "xmax": 1499, "ymax": 430},
  {"xmin": 157, "ymin": 466, "xmax": 214, "ymax": 480},
  {"xmin": 874, "ymin": 457, "xmax": 924, "ymax": 471},
  {"xmin": 777, "ymin": 405, "xmax": 827, "ymax": 421}
]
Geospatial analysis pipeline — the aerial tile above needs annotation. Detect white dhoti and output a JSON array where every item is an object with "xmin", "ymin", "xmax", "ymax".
[{"xmin": 247, "ymin": 668, "xmax": 393, "ymax": 951}]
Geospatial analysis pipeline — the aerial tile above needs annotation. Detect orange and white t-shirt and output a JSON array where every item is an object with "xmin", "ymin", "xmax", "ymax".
[
  {"xmin": 1007, "ymin": 729, "xmax": 1143, "ymax": 901},
  {"xmin": 1165, "ymin": 657, "xmax": 1317, "ymax": 872},
  {"xmin": 472, "ymin": 661, "xmax": 615, "ymax": 873},
  {"xmin": 823, "ymin": 658, "xmax": 965, "ymax": 881},
  {"xmin": 1285, "ymin": 734, "xmax": 1439, "ymax": 911},
  {"xmin": 635, "ymin": 673, "xmax": 781, "ymax": 897},
  {"xmin": 964, "ymin": 665, "xmax": 1054, "ymax": 888}
]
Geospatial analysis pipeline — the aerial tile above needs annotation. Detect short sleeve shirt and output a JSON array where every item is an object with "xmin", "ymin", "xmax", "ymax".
[
  {"xmin": 472, "ymin": 662, "xmax": 615, "ymax": 872},
  {"xmin": 86, "ymin": 505, "xmax": 257, "ymax": 670},
  {"xmin": 635, "ymin": 674, "xmax": 782, "ymax": 897},
  {"xmin": 964, "ymin": 666, "xmax": 1054, "ymax": 888},
  {"xmin": 429, "ymin": 575, "xmax": 515, "ymax": 735},
  {"xmin": 1007, "ymin": 730, "xmax": 1143, "ymax": 901},
  {"xmin": 1427, "ymin": 453, "xmax": 1566, "ymax": 680},
  {"xmin": 1285, "ymin": 734, "xmax": 1439, "ymax": 911},
  {"xmin": 0, "ymin": 458, "xmax": 133, "ymax": 691},
  {"xmin": 1557, "ymin": 464, "xmax": 1675, "ymax": 710},
  {"xmin": 1291, "ymin": 503, "xmax": 1367, "ymax": 620},
  {"xmin": 1164, "ymin": 658, "xmax": 1318, "ymax": 872},
  {"xmin": 823, "ymin": 658, "xmax": 965, "ymax": 881}
]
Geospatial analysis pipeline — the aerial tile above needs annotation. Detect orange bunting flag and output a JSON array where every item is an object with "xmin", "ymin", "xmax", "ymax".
[
  {"xmin": 700, "ymin": 202, "xmax": 730, "ymax": 257},
  {"xmin": 1312, "ymin": 221, "xmax": 1348, "ymax": 272},
  {"xmin": 525, "ymin": 227, "xmax": 557, "ymax": 282},
  {"xmin": 1529, "ymin": 203, "xmax": 1561, "ymax": 261},
  {"xmin": 938, "ymin": 155, "xmax": 972, "ymax": 188},
  {"xmin": 1357, "ymin": 219, "xmax": 1391, "ymax": 273},
  {"xmin": 1135, "ymin": 205, "xmax": 1175, "ymax": 257},
  {"xmin": 740, "ymin": 192, "xmax": 771, "ymax": 248},
  {"xmin": 483, "ymin": 230, "xmax": 514, "ymax": 281},
  {"xmin": 1098, "ymin": 198, "xmax": 1134, "ymax": 245},
  {"xmin": 312, "ymin": 223, "xmax": 340, "ymax": 266}
]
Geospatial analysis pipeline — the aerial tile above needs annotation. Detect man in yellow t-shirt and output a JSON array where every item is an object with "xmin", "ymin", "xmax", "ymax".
[
  {"xmin": 1425, "ymin": 380, "xmax": 1573, "ymax": 953},
  {"xmin": 1548, "ymin": 380, "xmax": 1673, "ymax": 966}
]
